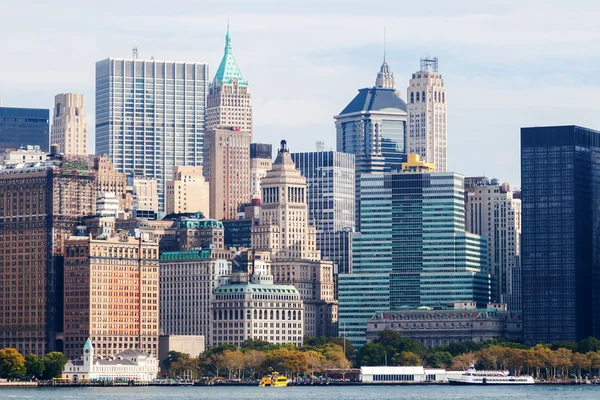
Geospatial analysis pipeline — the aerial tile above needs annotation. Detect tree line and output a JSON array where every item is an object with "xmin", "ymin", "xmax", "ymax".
[
  {"xmin": 163, "ymin": 337, "xmax": 353, "ymax": 380},
  {"xmin": 0, "ymin": 348, "xmax": 68, "ymax": 380},
  {"xmin": 355, "ymin": 330, "xmax": 600, "ymax": 380}
]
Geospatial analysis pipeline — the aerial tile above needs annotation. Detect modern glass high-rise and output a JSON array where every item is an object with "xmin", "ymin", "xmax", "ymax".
[
  {"xmin": 521, "ymin": 125, "xmax": 600, "ymax": 345},
  {"xmin": 95, "ymin": 58, "xmax": 208, "ymax": 212},
  {"xmin": 0, "ymin": 107, "xmax": 49, "ymax": 151},
  {"xmin": 290, "ymin": 151, "xmax": 355, "ymax": 274},
  {"xmin": 339, "ymin": 158, "xmax": 491, "ymax": 346}
]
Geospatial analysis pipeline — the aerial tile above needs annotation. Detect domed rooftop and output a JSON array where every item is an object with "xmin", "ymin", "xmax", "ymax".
[{"xmin": 339, "ymin": 87, "xmax": 407, "ymax": 115}]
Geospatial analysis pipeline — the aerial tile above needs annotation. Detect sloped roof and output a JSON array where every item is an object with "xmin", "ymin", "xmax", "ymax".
[
  {"xmin": 339, "ymin": 87, "xmax": 406, "ymax": 115},
  {"xmin": 212, "ymin": 24, "xmax": 247, "ymax": 88}
]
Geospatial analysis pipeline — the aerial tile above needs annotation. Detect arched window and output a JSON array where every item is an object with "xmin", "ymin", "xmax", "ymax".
[
  {"xmin": 235, "ymin": 310, "xmax": 239, "ymax": 320},
  {"xmin": 259, "ymin": 310, "xmax": 263, "ymax": 319},
  {"xmin": 254, "ymin": 310, "xmax": 258, "ymax": 319},
  {"xmin": 410, "ymin": 92, "xmax": 414, "ymax": 103},
  {"xmin": 422, "ymin": 91, "xmax": 426, "ymax": 102},
  {"xmin": 416, "ymin": 92, "xmax": 420, "ymax": 102},
  {"xmin": 288, "ymin": 310, "xmax": 292, "ymax": 320},
  {"xmin": 282, "ymin": 311, "xmax": 286, "ymax": 320},
  {"xmin": 434, "ymin": 92, "xmax": 437, "ymax": 102},
  {"xmin": 442, "ymin": 93, "xmax": 445, "ymax": 103},
  {"xmin": 218, "ymin": 310, "xmax": 222, "ymax": 320},
  {"xmin": 276, "ymin": 310, "xmax": 280, "ymax": 320},
  {"xmin": 229, "ymin": 309, "xmax": 233, "ymax": 320},
  {"xmin": 298, "ymin": 311, "xmax": 302, "ymax": 320},
  {"xmin": 270, "ymin": 310, "xmax": 274, "ymax": 320},
  {"xmin": 293, "ymin": 311, "xmax": 297, "ymax": 320},
  {"xmin": 214, "ymin": 311, "xmax": 217, "ymax": 320}
]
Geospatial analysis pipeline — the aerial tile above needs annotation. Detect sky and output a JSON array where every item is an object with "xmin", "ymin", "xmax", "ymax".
[{"xmin": 2, "ymin": 0, "xmax": 600, "ymax": 187}]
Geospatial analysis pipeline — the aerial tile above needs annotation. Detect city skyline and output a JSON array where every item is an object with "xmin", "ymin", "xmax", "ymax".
[{"xmin": 3, "ymin": 1, "xmax": 598, "ymax": 188}]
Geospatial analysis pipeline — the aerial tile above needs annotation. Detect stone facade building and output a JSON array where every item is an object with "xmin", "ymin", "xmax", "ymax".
[
  {"xmin": 166, "ymin": 166, "xmax": 210, "ymax": 216},
  {"xmin": 366, "ymin": 302, "xmax": 522, "ymax": 348},
  {"xmin": 159, "ymin": 250, "xmax": 231, "ymax": 344},
  {"xmin": 63, "ymin": 229, "xmax": 159, "ymax": 359},
  {"xmin": 51, "ymin": 93, "xmax": 88, "ymax": 155}
]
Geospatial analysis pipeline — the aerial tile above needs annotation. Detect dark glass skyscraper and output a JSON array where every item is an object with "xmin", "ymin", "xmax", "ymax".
[
  {"xmin": 521, "ymin": 125, "xmax": 600, "ymax": 345},
  {"xmin": 0, "ymin": 107, "xmax": 49, "ymax": 151}
]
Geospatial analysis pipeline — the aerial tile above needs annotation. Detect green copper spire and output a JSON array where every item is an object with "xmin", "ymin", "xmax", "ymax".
[
  {"xmin": 212, "ymin": 23, "xmax": 247, "ymax": 88},
  {"xmin": 83, "ymin": 338, "xmax": 94, "ymax": 350}
]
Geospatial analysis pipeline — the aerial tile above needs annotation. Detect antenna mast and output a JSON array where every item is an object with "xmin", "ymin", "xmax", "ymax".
[{"xmin": 132, "ymin": 47, "xmax": 139, "ymax": 59}]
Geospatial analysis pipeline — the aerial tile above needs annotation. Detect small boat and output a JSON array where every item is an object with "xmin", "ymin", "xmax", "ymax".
[
  {"xmin": 259, "ymin": 372, "xmax": 288, "ymax": 387},
  {"xmin": 448, "ymin": 364, "xmax": 534, "ymax": 385}
]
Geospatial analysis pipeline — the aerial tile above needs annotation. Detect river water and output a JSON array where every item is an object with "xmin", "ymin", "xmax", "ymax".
[{"xmin": 2, "ymin": 385, "xmax": 600, "ymax": 400}]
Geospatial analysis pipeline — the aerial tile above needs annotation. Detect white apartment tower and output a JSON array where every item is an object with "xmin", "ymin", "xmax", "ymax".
[
  {"xmin": 207, "ymin": 24, "xmax": 252, "ymax": 136},
  {"xmin": 166, "ymin": 166, "xmax": 210, "ymax": 216},
  {"xmin": 95, "ymin": 57, "xmax": 208, "ymax": 212},
  {"xmin": 406, "ymin": 57, "xmax": 447, "ymax": 172},
  {"xmin": 51, "ymin": 93, "xmax": 88, "ymax": 155},
  {"xmin": 466, "ymin": 179, "xmax": 522, "ymax": 311}
]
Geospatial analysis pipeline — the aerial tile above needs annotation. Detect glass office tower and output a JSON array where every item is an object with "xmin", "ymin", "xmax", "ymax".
[
  {"xmin": 339, "ymin": 170, "xmax": 491, "ymax": 346},
  {"xmin": 0, "ymin": 107, "xmax": 49, "ymax": 151},
  {"xmin": 290, "ymin": 151, "xmax": 355, "ymax": 275},
  {"xmin": 95, "ymin": 58, "xmax": 208, "ymax": 212},
  {"xmin": 521, "ymin": 125, "xmax": 600, "ymax": 345}
]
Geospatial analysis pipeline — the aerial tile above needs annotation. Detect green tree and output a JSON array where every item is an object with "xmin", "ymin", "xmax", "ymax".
[
  {"xmin": 425, "ymin": 351, "xmax": 453, "ymax": 368},
  {"xmin": 241, "ymin": 338, "xmax": 280, "ymax": 352},
  {"xmin": 24, "ymin": 354, "xmax": 45, "ymax": 379},
  {"xmin": 577, "ymin": 337, "xmax": 600, "ymax": 354},
  {"xmin": 550, "ymin": 341, "xmax": 577, "ymax": 351},
  {"xmin": 395, "ymin": 351, "xmax": 422, "ymax": 366},
  {"xmin": 0, "ymin": 348, "xmax": 26, "ymax": 379},
  {"xmin": 162, "ymin": 351, "xmax": 187, "ymax": 372},
  {"xmin": 42, "ymin": 352, "xmax": 68, "ymax": 379},
  {"xmin": 448, "ymin": 341, "xmax": 481, "ymax": 356},
  {"xmin": 355, "ymin": 342, "xmax": 386, "ymax": 366}
]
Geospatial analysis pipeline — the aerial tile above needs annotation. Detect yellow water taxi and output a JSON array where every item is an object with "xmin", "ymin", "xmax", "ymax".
[{"xmin": 259, "ymin": 372, "xmax": 288, "ymax": 387}]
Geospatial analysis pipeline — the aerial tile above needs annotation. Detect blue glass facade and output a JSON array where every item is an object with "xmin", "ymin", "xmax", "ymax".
[
  {"xmin": 521, "ymin": 125, "xmax": 600, "ymax": 344},
  {"xmin": 339, "ymin": 171, "xmax": 491, "ymax": 346},
  {"xmin": 0, "ymin": 107, "xmax": 49, "ymax": 151}
]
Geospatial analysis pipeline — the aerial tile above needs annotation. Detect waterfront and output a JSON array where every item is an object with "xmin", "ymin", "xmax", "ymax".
[{"xmin": 2, "ymin": 385, "xmax": 600, "ymax": 400}]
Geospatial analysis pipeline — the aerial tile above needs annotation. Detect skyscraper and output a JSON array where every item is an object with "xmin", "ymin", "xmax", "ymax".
[
  {"xmin": 0, "ymin": 107, "xmax": 49, "ymax": 152},
  {"xmin": 466, "ymin": 178, "xmax": 522, "ymax": 310},
  {"xmin": 203, "ymin": 127, "xmax": 251, "ymax": 220},
  {"xmin": 252, "ymin": 141, "xmax": 338, "ymax": 337},
  {"xmin": 521, "ymin": 125, "xmax": 600, "ymax": 344},
  {"xmin": 339, "ymin": 155, "xmax": 491, "ymax": 346},
  {"xmin": 406, "ymin": 57, "xmax": 447, "ymax": 172},
  {"xmin": 51, "ymin": 93, "xmax": 88, "ymax": 155},
  {"xmin": 250, "ymin": 143, "xmax": 273, "ymax": 201},
  {"xmin": 206, "ymin": 24, "xmax": 252, "ymax": 135},
  {"xmin": 0, "ymin": 157, "xmax": 95, "ymax": 356},
  {"xmin": 95, "ymin": 58, "xmax": 208, "ymax": 212},
  {"xmin": 335, "ymin": 61, "xmax": 407, "ymax": 229},
  {"xmin": 290, "ymin": 151, "xmax": 355, "ymax": 274}
]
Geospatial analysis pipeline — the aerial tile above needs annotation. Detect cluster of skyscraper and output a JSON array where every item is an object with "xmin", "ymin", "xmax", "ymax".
[{"xmin": 1, "ymin": 24, "xmax": 599, "ymax": 358}]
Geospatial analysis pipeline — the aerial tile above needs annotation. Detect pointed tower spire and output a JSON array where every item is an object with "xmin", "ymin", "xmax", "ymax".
[
  {"xmin": 375, "ymin": 28, "xmax": 396, "ymax": 91},
  {"xmin": 212, "ymin": 22, "xmax": 247, "ymax": 88}
]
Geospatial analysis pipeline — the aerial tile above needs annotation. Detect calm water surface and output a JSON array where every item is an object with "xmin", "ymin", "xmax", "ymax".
[{"xmin": 2, "ymin": 385, "xmax": 600, "ymax": 400}]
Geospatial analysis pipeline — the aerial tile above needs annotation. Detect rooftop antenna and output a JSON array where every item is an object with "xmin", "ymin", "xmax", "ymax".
[
  {"xmin": 316, "ymin": 141, "xmax": 325, "ymax": 152},
  {"xmin": 132, "ymin": 47, "xmax": 139, "ymax": 60},
  {"xmin": 420, "ymin": 56, "xmax": 439, "ymax": 72},
  {"xmin": 383, "ymin": 27, "xmax": 387, "ymax": 62}
]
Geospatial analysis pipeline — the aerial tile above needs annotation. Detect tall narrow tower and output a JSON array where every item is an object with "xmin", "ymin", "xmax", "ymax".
[
  {"xmin": 51, "ymin": 93, "xmax": 88, "ymax": 155},
  {"xmin": 406, "ymin": 57, "xmax": 447, "ymax": 172},
  {"xmin": 207, "ymin": 24, "xmax": 253, "ymax": 136}
]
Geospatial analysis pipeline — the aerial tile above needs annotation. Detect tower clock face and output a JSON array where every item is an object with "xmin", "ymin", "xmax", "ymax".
[{"xmin": 85, "ymin": 349, "xmax": 89, "ymax": 353}]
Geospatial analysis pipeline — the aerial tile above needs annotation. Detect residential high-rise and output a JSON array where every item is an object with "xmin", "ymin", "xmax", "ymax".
[
  {"xmin": 63, "ymin": 230, "xmax": 159, "ymax": 359},
  {"xmin": 521, "ymin": 125, "xmax": 600, "ymax": 344},
  {"xmin": 166, "ymin": 166, "xmax": 210, "ymax": 216},
  {"xmin": 0, "ymin": 157, "xmax": 95, "ymax": 356},
  {"xmin": 206, "ymin": 24, "xmax": 252, "ymax": 135},
  {"xmin": 0, "ymin": 106, "xmax": 49, "ymax": 151},
  {"xmin": 95, "ymin": 58, "xmax": 208, "ymax": 212},
  {"xmin": 290, "ymin": 151, "xmax": 355, "ymax": 274},
  {"xmin": 466, "ymin": 178, "xmax": 522, "ymax": 310},
  {"xmin": 160, "ymin": 249, "xmax": 231, "ymax": 344},
  {"xmin": 252, "ymin": 141, "xmax": 337, "ymax": 337},
  {"xmin": 203, "ymin": 127, "xmax": 251, "ymax": 220},
  {"xmin": 51, "ymin": 93, "xmax": 88, "ymax": 155},
  {"xmin": 339, "ymin": 155, "xmax": 491, "ymax": 346},
  {"xmin": 250, "ymin": 143, "xmax": 273, "ymax": 200},
  {"xmin": 406, "ymin": 57, "xmax": 447, "ymax": 172}
]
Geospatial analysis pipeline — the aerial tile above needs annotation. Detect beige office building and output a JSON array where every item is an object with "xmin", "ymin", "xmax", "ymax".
[
  {"xmin": 63, "ymin": 230, "xmax": 159, "ymax": 360},
  {"xmin": 406, "ymin": 58, "xmax": 447, "ymax": 172},
  {"xmin": 132, "ymin": 176, "xmax": 159, "ymax": 213},
  {"xmin": 207, "ymin": 25, "xmax": 252, "ymax": 136},
  {"xmin": 203, "ymin": 128, "xmax": 251, "ymax": 220},
  {"xmin": 166, "ymin": 166, "xmax": 210, "ymax": 216},
  {"xmin": 51, "ymin": 93, "xmax": 88, "ymax": 155},
  {"xmin": 252, "ymin": 141, "xmax": 337, "ymax": 337}
]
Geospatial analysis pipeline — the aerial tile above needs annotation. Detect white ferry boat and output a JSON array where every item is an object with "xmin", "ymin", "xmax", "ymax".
[{"xmin": 448, "ymin": 364, "xmax": 534, "ymax": 385}]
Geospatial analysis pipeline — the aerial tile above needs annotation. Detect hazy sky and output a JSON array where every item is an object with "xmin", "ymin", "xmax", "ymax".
[{"xmin": 2, "ymin": 0, "xmax": 599, "ymax": 187}]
